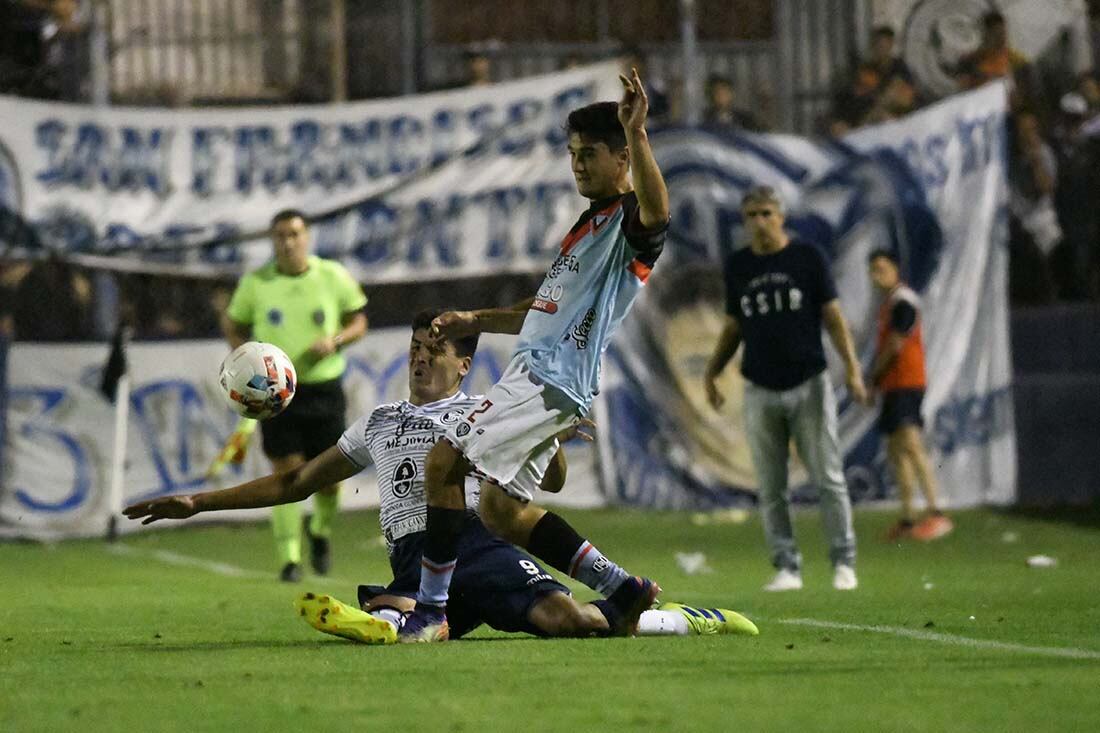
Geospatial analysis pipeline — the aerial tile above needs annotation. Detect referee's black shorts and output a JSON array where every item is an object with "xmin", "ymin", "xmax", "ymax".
[
  {"xmin": 878, "ymin": 388, "xmax": 925, "ymax": 435},
  {"xmin": 260, "ymin": 378, "xmax": 347, "ymax": 460}
]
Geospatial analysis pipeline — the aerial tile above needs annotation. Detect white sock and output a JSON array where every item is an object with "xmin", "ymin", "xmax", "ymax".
[
  {"xmin": 369, "ymin": 608, "xmax": 405, "ymax": 629},
  {"xmin": 635, "ymin": 609, "xmax": 690, "ymax": 636}
]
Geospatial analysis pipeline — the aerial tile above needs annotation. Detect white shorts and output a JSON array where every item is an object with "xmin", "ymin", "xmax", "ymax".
[{"xmin": 445, "ymin": 354, "xmax": 580, "ymax": 502}]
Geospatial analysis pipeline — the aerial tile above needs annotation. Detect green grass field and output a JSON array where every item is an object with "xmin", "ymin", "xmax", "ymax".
[{"xmin": 3, "ymin": 507, "xmax": 1099, "ymax": 732}]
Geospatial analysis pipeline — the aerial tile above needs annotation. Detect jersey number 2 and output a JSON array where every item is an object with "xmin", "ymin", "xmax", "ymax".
[{"xmin": 467, "ymin": 399, "xmax": 493, "ymax": 423}]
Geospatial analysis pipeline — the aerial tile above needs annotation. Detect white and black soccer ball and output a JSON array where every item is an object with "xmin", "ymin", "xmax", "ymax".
[{"xmin": 218, "ymin": 341, "xmax": 297, "ymax": 419}]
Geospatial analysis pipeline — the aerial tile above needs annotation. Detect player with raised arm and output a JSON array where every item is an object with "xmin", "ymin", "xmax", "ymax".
[
  {"xmin": 400, "ymin": 68, "xmax": 671, "ymax": 642},
  {"xmin": 124, "ymin": 311, "xmax": 758, "ymax": 642}
]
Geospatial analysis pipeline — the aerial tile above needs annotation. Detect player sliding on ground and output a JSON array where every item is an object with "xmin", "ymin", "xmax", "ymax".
[
  {"xmin": 402, "ymin": 68, "xmax": 672, "ymax": 642},
  {"xmin": 124, "ymin": 312, "xmax": 758, "ymax": 642}
]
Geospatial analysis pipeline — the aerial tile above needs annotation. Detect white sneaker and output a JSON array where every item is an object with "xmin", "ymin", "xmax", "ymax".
[
  {"xmin": 833, "ymin": 564, "xmax": 858, "ymax": 590},
  {"xmin": 763, "ymin": 568, "xmax": 803, "ymax": 592}
]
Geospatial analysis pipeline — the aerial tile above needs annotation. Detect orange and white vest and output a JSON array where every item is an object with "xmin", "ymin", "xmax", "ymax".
[{"xmin": 876, "ymin": 284, "xmax": 926, "ymax": 391}]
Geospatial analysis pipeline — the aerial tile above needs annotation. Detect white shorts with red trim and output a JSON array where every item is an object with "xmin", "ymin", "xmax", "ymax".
[{"xmin": 445, "ymin": 354, "xmax": 580, "ymax": 502}]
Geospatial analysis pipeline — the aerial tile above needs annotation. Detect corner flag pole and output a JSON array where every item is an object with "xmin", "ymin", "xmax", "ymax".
[{"xmin": 103, "ymin": 325, "xmax": 132, "ymax": 541}]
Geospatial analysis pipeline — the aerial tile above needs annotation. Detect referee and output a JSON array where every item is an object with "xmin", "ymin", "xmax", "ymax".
[
  {"xmin": 222, "ymin": 209, "xmax": 368, "ymax": 582},
  {"xmin": 704, "ymin": 186, "xmax": 864, "ymax": 592}
]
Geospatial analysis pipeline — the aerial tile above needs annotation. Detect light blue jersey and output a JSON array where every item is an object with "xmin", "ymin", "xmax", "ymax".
[{"xmin": 515, "ymin": 191, "xmax": 666, "ymax": 409}]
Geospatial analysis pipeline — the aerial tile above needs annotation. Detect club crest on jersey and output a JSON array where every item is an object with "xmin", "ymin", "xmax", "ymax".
[
  {"xmin": 392, "ymin": 458, "xmax": 418, "ymax": 498},
  {"xmin": 456, "ymin": 422, "xmax": 472, "ymax": 437},
  {"xmin": 441, "ymin": 410, "xmax": 463, "ymax": 425}
]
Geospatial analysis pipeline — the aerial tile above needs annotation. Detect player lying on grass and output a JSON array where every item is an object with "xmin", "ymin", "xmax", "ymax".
[{"xmin": 125, "ymin": 311, "xmax": 758, "ymax": 643}]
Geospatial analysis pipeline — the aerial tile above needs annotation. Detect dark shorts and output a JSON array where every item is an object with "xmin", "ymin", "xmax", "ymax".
[
  {"xmin": 367, "ymin": 515, "xmax": 569, "ymax": 639},
  {"xmin": 879, "ymin": 388, "xmax": 925, "ymax": 434},
  {"xmin": 259, "ymin": 378, "xmax": 346, "ymax": 460}
]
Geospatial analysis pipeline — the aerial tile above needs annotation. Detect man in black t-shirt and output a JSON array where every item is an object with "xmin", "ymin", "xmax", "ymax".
[{"xmin": 705, "ymin": 186, "xmax": 865, "ymax": 592}]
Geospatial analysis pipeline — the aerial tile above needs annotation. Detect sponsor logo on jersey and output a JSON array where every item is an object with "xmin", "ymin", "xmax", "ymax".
[
  {"xmin": 395, "ymin": 417, "xmax": 435, "ymax": 437},
  {"xmin": 441, "ymin": 410, "xmax": 463, "ymax": 425},
  {"xmin": 548, "ymin": 254, "xmax": 581, "ymax": 279},
  {"xmin": 570, "ymin": 307, "xmax": 596, "ymax": 350}
]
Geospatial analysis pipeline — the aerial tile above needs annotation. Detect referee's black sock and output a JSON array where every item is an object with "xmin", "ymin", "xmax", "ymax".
[
  {"xmin": 527, "ymin": 512, "xmax": 629, "ymax": 597},
  {"xmin": 417, "ymin": 506, "xmax": 466, "ymax": 607}
]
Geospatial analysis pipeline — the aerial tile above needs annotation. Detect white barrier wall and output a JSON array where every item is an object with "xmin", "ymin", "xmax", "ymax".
[{"xmin": 1, "ymin": 331, "xmax": 603, "ymax": 540}]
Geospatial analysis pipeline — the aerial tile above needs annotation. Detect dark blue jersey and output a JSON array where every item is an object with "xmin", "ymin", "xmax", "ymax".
[{"xmin": 723, "ymin": 240, "xmax": 837, "ymax": 390}]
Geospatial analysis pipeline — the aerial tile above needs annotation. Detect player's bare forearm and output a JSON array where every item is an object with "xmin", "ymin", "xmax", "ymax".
[
  {"xmin": 221, "ymin": 314, "xmax": 250, "ymax": 349},
  {"xmin": 124, "ymin": 448, "xmax": 358, "ymax": 524},
  {"xmin": 822, "ymin": 301, "xmax": 860, "ymax": 376},
  {"xmin": 625, "ymin": 128, "xmax": 670, "ymax": 229},
  {"xmin": 706, "ymin": 317, "xmax": 743, "ymax": 378},
  {"xmin": 540, "ymin": 448, "xmax": 567, "ymax": 494},
  {"xmin": 473, "ymin": 299, "xmax": 534, "ymax": 335}
]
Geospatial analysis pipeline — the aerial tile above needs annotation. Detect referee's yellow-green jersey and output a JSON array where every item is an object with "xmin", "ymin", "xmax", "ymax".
[{"xmin": 226, "ymin": 256, "xmax": 367, "ymax": 384}]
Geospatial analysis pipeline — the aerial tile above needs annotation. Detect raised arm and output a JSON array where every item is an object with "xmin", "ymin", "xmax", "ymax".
[
  {"xmin": 124, "ymin": 447, "xmax": 360, "ymax": 525},
  {"xmin": 431, "ymin": 297, "xmax": 536, "ymax": 339},
  {"xmin": 822, "ymin": 299, "xmax": 868, "ymax": 404},
  {"xmin": 704, "ymin": 316, "xmax": 743, "ymax": 409},
  {"xmin": 619, "ymin": 67, "xmax": 670, "ymax": 229}
]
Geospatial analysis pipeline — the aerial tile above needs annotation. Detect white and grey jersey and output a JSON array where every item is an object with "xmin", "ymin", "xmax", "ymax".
[{"xmin": 337, "ymin": 392, "xmax": 481, "ymax": 551}]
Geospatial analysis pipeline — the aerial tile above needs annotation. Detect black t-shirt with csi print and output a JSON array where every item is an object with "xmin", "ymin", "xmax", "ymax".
[{"xmin": 723, "ymin": 240, "xmax": 838, "ymax": 391}]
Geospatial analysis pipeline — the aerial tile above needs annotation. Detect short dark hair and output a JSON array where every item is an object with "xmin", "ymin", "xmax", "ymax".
[
  {"xmin": 872, "ymin": 26, "xmax": 896, "ymax": 40},
  {"xmin": 706, "ymin": 74, "xmax": 734, "ymax": 91},
  {"xmin": 868, "ymin": 248, "xmax": 899, "ymax": 265},
  {"xmin": 982, "ymin": 11, "xmax": 1006, "ymax": 28},
  {"xmin": 271, "ymin": 209, "xmax": 308, "ymax": 228},
  {"xmin": 411, "ymin": 308, "xmax": 480, "ymax": 359},
  {"xmin": 566, "ymin": 102, "xmax": 627, "ymax": 151}
]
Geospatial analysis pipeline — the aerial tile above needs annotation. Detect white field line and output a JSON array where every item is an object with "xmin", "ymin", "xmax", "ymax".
[
  {"xmin": 781, "ymin": 618, "xmax": 1100, "ymax": 661},
  {"xmin": 106, "ymin": 543, "xmax": 357, "ymax": 585}
]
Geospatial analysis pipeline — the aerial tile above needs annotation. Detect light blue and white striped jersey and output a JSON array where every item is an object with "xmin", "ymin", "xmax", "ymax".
[
  {"xmin": 515, "ymin": 191, "xmax": 666, "ymax": 409},
  {"xmin": 337, "ymin": 391, "xmax": 481, "ymax": 552}
]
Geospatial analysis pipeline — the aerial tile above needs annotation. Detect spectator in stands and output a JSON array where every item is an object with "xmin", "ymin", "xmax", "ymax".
[
  {"xmin": 1051, "ymin": 92, "xmax": 1100, "ymax": 299},
  {"xmin": 852, "ymin": 27, "xmax": 916, "ymax": 121},
  {"xmin": 1076, "ymin": 71, "xmax": 1100, "ymax": 131},
  {"xmin": 0, "ymin": 0, "xmax": 87, "ymax": 100},
  {"xmin": 956, "ymin": 11, "xmax": 1029, "ymax": 91},
  {"xmin": 1007, "ymin": 112, "xmax": 1059, "ymax": 303},
  {"xmin": 466, "ymin": 50, "xmax": 494, "ymax": 87},
  {"xmin": 704, "ymin": 75, "xmax": 765, "ymax": 132},
  {"xmin": 7, "ymin": 256, "xmax": 92, "ymax": 341}
]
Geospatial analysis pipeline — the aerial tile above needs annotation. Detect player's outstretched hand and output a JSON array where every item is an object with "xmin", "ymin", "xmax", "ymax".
[
  {"xmin": 558, "ymin": 417, "xmax": 597, "ymax": 443},
  {"xmin": 430, "ymin": 311, "xmax": 480, "ymax": 341},
  {"xmin": 123, "ymin": 495, "xmax": 198, "ymax": 525},
  {"xmin": 617, "ymin": 67, "xmax": 649, "ymax": 132}
]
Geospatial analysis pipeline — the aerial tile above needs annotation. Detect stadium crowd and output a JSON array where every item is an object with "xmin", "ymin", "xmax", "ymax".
[{"xmin": 2, "ymin": 3, "xmax": 1100, "ymax": 342}]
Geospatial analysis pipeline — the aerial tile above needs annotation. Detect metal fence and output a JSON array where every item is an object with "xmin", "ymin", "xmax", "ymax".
[
  {"xmin": 94, "ymin": 0, "xmax": 870, "ymax": 133},
  {"xmin": 101, "ymin": 0, "xmax": 321, "ymax": 104}
]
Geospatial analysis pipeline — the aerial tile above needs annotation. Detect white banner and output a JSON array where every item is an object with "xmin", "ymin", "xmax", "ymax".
[
  {"xmin": 599, "ymin": 83, "xmax": 1016, "ymax": 509},
  {"xmin": 0, "ymin": 64, "xmax": 622, "ymax": 283},
  {"xmin": 1, "ymin": 330, "xmax": 603, "ymax": 540}
]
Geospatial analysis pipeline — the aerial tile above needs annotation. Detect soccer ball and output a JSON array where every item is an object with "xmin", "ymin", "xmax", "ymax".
[{"xmin": 219, "ymin": 341, "xmax": 297, "ymax": 419}]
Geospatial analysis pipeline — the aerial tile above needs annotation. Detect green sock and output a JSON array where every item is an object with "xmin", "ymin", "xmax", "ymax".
[
  {"xmin": 272, "ymin": 503, "xmax": 302, "ymax": 566},
  {"xmin": 309, "ymin": 488, "xmax": 340, "ymax": 539}
]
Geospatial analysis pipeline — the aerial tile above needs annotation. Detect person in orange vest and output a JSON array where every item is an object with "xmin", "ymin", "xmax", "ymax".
[{"xmin": 867, "ymin": 250, "xmax": 953, "ymax": 541}]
